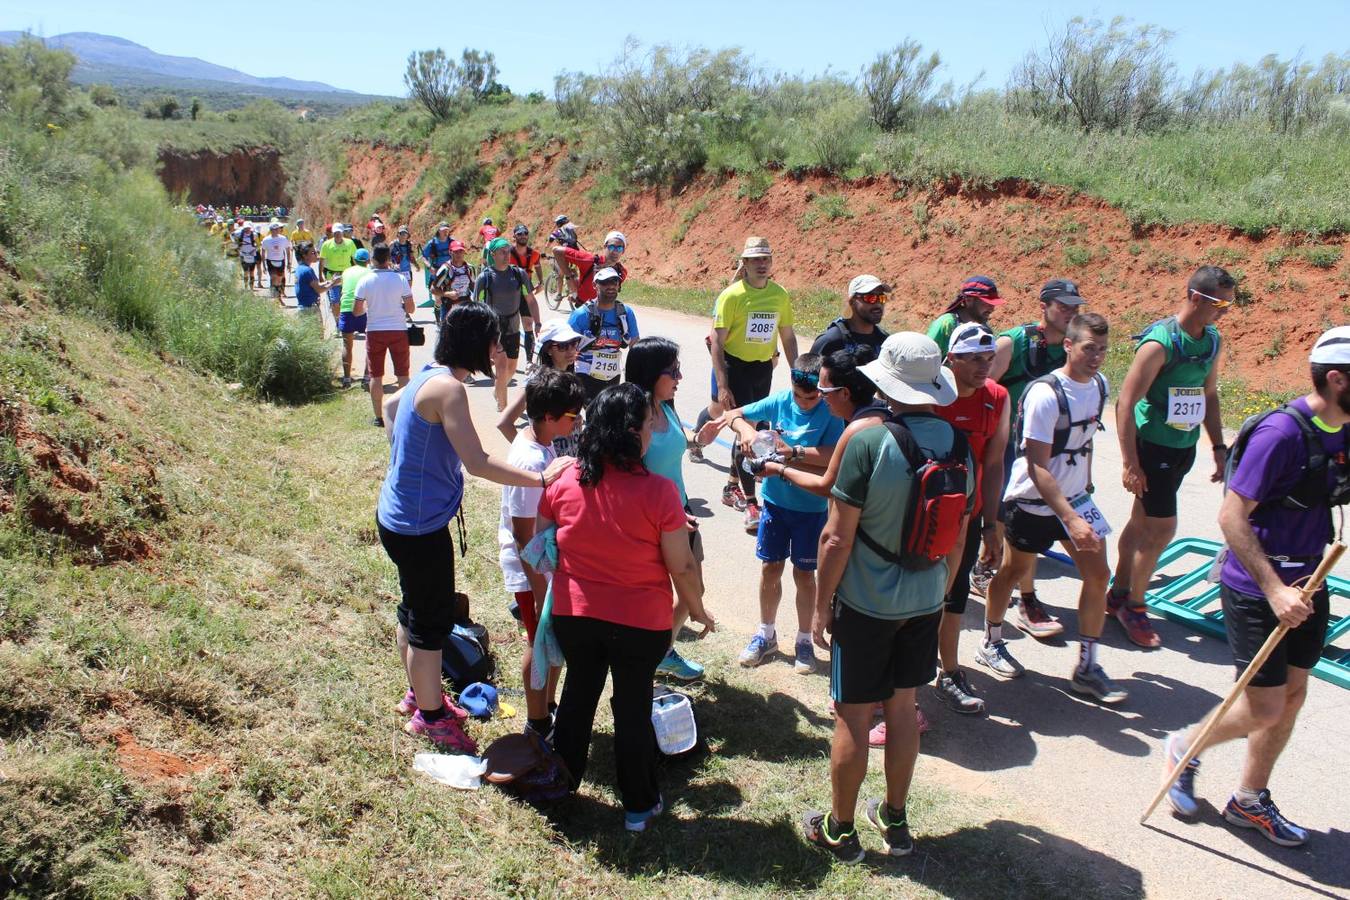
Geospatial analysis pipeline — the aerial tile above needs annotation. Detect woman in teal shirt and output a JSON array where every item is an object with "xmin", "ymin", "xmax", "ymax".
[{"xmin": 626, "ymin": 337, "xmax": 705, "ymax": 681}]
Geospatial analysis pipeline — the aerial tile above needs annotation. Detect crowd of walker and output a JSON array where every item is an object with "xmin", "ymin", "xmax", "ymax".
[{"xmin": 218, "ymin": 202, "xmax": 1345, "ymax": 857}]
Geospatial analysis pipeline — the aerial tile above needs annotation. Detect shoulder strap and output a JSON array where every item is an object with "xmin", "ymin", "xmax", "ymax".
[{"xmin": 1281, "ymin": 404, "xmax": 1326, "ymax": 471}]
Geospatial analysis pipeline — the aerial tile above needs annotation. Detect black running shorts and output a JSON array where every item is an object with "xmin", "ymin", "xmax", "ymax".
[
  {"xmin": 1137, "ymin": 436, "xmax": 1197, "ymax": 519},
  {"xmin": 1000, "ymin": 501, "xmax": 1068, "ymax": 556},
  {"xmin": 830, "ymin": 600, "xmax": 940, "ymax": 704},
  {"xmin": 1222, "ymin": 583, "xmax": 1329, "ymax": 688}
]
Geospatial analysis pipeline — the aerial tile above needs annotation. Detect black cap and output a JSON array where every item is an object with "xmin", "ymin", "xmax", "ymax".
[{"xmin": 1039, "ymin": 278, "xmax": 1086, "ymax": 306}]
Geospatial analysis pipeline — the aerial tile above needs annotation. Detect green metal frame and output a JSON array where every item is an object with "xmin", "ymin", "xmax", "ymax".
[{"xmin": 1143, "ymin": 538, "xmax": 1350, "ymax": 690}]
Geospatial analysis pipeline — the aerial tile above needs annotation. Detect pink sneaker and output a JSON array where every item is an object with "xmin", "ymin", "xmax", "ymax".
[
  {"xmin": 404, "ymin": 709, "xmax": 478, "ymax": 753},
  {"xmin": 869, "ymin": 706, "xmax": 930, "ymax": 746},
  {"xmin": 396, "ymin": 689, "xmax": 468, "ymax": 721}
]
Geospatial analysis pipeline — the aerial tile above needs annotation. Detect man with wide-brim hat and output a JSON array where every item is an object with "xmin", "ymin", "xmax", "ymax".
[{"xmin": 804, "ymin": 332, "xmax": 971, "ymax": 863}]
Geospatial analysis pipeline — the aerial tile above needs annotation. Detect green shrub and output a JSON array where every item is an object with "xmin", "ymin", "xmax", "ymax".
[{"xmin": 1302, "ymin": 245, "xmax": 1343, "ymax": 268}]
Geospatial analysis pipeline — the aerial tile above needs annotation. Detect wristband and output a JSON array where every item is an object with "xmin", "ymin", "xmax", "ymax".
[
  {"xmin": 1213, "ymin": 442, "xmax": 1228, "ymax": 452},
  {"xmin": 539, "ymin": 472, "xmax": 546, "ymax": 489}
]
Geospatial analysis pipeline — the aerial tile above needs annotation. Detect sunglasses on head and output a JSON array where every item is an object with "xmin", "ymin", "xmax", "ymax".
[
  {"xmin": 791, "ymin": 369, "xmax": 820, "ymax": 390},
  {"xmin": 854, "ymin": 292, "xmax": 889, "ymax": 305},
  {"xmin": 1190, "ymin": 288, "xmax": 1232, "ymax": 310}
]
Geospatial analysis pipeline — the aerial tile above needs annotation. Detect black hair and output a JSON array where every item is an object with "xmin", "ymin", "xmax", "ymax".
[
  {"xmin": 371, "ymin": 242, "xmax": 391, "ymax": 265},
  {"xmin": 791, "ymin": 352, "xmax": 823, "ymax": 377},
  {"xmin": 576, "ymin": 383, "xmax": 649, "ymax": 487},
  {"xmin": 434, "ymin": 302, "xmax": 498, "ymax": 376},
  {"xmin": 525, "ymin": 369, "xmax": 586, "ymax": 424},
  {"xmin": 823, "ymin": 346, "xmax": 878, "ymax": 407},
  {"xmin": 1189, "ymin": 265, "xmax": 1236, "ymax": 296},
  {"xmin": 1312, "ymin": 362, "xmax": 1341, "ymax": 392},
  {"xmin": 1066, "ymin": 312, "xmax": 1110, "ymax": 343},
  {"xmin": 295, "ymin": 240, "xmax": 316, "ymax": 259},
  {"xmin": 623, "ymin": 337, "xmax": 680, "ymax": 410}
]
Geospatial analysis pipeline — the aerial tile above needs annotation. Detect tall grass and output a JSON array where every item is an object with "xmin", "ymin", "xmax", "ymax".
[{"xmin": 0, "ymin": 120, "xmax": 331, "ymax": 403}]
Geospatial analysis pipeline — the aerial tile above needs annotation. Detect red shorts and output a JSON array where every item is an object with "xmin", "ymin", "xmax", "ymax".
[
  {"xmin": 366, "ymin": 330, "xmax": 410, "ymax": 379},
  {"xmin": 515, "ymin": 590, "xmax": 540, "ymax": 643}
]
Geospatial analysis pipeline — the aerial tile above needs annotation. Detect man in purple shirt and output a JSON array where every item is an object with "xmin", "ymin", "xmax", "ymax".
[{"xmin": 1160, "ymin": 326, "xmax": 1350, "ymax": 848}]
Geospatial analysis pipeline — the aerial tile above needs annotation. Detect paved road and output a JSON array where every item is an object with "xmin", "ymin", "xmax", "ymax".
[{"xmin": 313, "ymin": 276, "xmax": 1349, "ymax": 900}]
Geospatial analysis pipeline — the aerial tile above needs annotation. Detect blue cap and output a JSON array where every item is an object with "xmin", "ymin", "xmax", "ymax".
[
  {"xmin": 458, "ymin": 682, "xmax": 498, "ymax": 718},
  {"xmin": 353, "ymin": 248, "xmax": 370, "ymax": 263}
]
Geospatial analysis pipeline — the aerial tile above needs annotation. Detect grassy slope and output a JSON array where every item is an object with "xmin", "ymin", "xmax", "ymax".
[{"xmin": 1, "ymin": 301, "xmax": 1129, "ymax": 899}]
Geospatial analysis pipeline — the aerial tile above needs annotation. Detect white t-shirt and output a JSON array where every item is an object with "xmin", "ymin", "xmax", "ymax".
[
  {"xmin": 261, "ymin": 234, "xmax": 291, "ymax": 263},
  {"xmin": 354, "ymin": 269, "xmax": 413, "ymax": 332},
  {"xmin": 498, "ymin": 433, "xmax": 555, "ymax": 592},
  {"xmin": 1003, "ymin": 371, "xmax": 1109, "ymax": 516}
]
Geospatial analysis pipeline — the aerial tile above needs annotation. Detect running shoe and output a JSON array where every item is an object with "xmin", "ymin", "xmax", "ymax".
[
  {"xmin": 624, "ymin": 795, "xmax": 664, "ymax": 833},
  {"xmin": 934, "ymin": 669, "xmax": 986, "ymax": 715},
  {"xmin": 865, "ymin": 798, "xmax": 914, "ymax": 856},
  {"xmin": 975, "ymin": 639, "xmax": 1025, "ymax": 678},
  {"xmin": 1070, "ymin": 663, "xmax": 1128, "ymax": 705},
  {"xmin": 372, "ymin": 417, "xmax": 385, "ymax": 428},
  {"xmin": 1015, "ymin": 592, "xmax": 1065, "ymax": 639},
  {"xmin": 404, "ymin": 709, "xmax": 477, "ymax": 753},
  {"xmin": 656, "ymin": 647, "xmax": 704, "ymax": 681},
  {"xmin": 868, "ymin": 707, "xmax": 928, "ymax": 747},
  {"xmin": 1113, "ymin": 600, "xmax": 1162, "ymax": 649},
  {"xmin": 794, "ymin": 637, "xmax": 816, "ymax": 674},
  {"xmin": 970, "ymin": 561, "xmax": 994, "ymax": 598},
  {"xmin": 802, "ymin": 811, "xmax": 865, "ymax": 864},
  {"xmin": 744, "ymin": 502, "xmax": 762, "ymax": 534},
  {"xmin": 340, "ymin": 375, "xmax": 352, "ymax": 389},
  {"xmin": 396, "ymin": 689, "xmax": 469, "ymax": 720},
  {"xmin": 1163, "ymin": 732, "xmax": 1201, "ymax": 819},
  {"xmin": 1223, "ymin": 790, "xmax": 1309, "ymax": 847},
  {"xmin": 722, "ymin": 483, "xmax": 747, "ymax": 510},
  {"xmin": 738, "ymin": 634, "xmax": 778, "ymax": 667},
  {"xmin": 688, "ymin": 441, "xmax": 704, "ymax": 463}
]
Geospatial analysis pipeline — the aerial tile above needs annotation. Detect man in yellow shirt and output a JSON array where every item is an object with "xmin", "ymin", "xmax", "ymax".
[
  {"xmin": 705, "ymin": 236, "xmax": 798, "ymax": 532},
  {"xmin": 289, "ymin": 217, "xmax": 314, "ymax": 246}
]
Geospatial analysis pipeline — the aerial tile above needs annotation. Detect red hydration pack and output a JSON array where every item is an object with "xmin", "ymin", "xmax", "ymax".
[{"xmin": 857, "ymin": 414, "xmax": 971, "ymax": 571}]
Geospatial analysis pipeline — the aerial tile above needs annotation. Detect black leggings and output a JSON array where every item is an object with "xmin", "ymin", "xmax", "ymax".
[
  {"xmin": 943, "ymin": 516, "xmax": 984, "ymax": 615},
  {"xmin": 551, "ymin": 614, "xmax": 671, "ymax": 812},
  {"xmin": 724, "ymin": 355, "xmax": 774, "ymax": 497},
  {"xmin": 377, "ymin": 517, "xmax": 456, "ymax": 651}
]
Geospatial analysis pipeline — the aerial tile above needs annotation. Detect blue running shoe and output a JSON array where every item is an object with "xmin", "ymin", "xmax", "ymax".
[
  {"xmin": 1223, "ymin": 790, "xmax": 1309, "ymax": 847},
  {"xmin": 794, "ymin": 637, "xmax": 817, "ymax": 674},
  {"xmin": 738, "ymin": 634, "xmax": 778, "ymax": 668},
  {"xmin": 656, "ymin": 647, "xmax": 704, "ymax": 681},
  {"xmin": 1163, "ymin": 733, "xmax": 1200, "ymax": 819},
  {"xmin": 624, "ymin": 795, "xmax": 664, "ymax": 833}
]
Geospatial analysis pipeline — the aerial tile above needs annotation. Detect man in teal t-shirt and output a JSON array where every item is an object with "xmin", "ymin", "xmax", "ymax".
[
  {"xmin": 1108, "ymin": 266, "xmax": 1229, "ymax": 649},
  {"xmin": 720, "ymin": 353, "xmax": 843, "ymax": 676}
]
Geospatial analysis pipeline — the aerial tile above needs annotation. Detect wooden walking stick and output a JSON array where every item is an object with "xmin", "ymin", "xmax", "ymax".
[{"xmin": 1140, "ymin": 541, "xmax": 1346, "ymax": 824}]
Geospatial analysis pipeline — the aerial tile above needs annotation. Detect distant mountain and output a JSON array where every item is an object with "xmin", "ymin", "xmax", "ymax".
[{"xmin": 0, "ymin": 31, "xmax": 351, "ymax": 94}]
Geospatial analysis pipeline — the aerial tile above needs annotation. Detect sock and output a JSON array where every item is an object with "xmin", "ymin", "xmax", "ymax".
[
  {"xmin": 984, "ymin": 620, "xmax": 1003, "ymax": 645},
  {"xmin": 797, "ymin": 630, "xmax": 811, "ymax": 646},
  {"xmin": 1109, "ymin": 586, "xmax": 1130, "ymax": 601},
  {"xmin": 757, "ymin": 623, "xmax": 776, "ymax": 641},
  {"xmin": 825, "ymin": 814, "xmax": 854, "ymax": 839},
  {"xmin": 1077, "ymin": 637, "xmax": 1099, "ymax": 674},
  {"xmin": 421, "ymin": 703, "xmax": 449, "ymax": 723},
  {"xmin": 1235, "ymin": 785, "xmax": 1262, "ymax": 806},
  {"xmin": 1018, "ymin": 590, "xmax": 1037, "ymax": 604},
  {"xmin": 527, "ymin": 716, "xmax": 552, "ymax": 735},
  {"xmin": 885, "ymin": 803, "xmax": 907, "ymax": 826}
]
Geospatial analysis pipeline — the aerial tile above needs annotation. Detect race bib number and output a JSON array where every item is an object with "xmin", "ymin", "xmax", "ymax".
[
  {"xmin": 1166, "ymin": 386, "xmax": 1205, "ymax": 429},
  {"xmin": 1067, "ymin": 492, "xmax": 1111, "ymax": 539},
  {"xmin": 744, "ymin": 311, "xmax": 778, "ymax": 344},
  {"xmin": 584, "ymin": 350, "xmax": 621, "ymax": 380}
]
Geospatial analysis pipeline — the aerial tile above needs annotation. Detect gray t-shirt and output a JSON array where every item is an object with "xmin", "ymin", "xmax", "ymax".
[{"xmin": 474, "ymin": 266, "xmax": 528, "ymax": 329}]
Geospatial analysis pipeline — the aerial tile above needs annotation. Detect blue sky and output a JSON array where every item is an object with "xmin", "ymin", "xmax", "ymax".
[{"xmin": 4, "ymin": 0, "xmax": 1347, "ymax": 98}]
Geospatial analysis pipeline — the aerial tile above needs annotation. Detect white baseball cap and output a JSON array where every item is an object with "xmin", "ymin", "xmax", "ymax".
[
  {"xmin": 593, "ymin": 267, "xmax": 623, "ymax": 283},
  {"xmin": 859, "ymin": 333, "xmax": 957, "ymax": 406},
  {"xmin": 848, "ymin": 274, "xmax": 889, "ymax": 296},
  {"xmin": 1310, "ymin": 326, "xmax": 1350, "ymax": 365},
  {"xmin": 537, "ymin": 318, "xmax": 593, "ymax": 349},
  {"xmin": 603, "ymin": 230, "xmax": 627, "ymax": 247},
  {"xmin": 948, "ymin": 322, "xmax": 997, "ymax": 356}
]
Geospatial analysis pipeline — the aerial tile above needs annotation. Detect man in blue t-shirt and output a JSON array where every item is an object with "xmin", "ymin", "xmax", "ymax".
[
  {"xmin": 292, "ymin": 242, "xmax": 334, "ymax": 309},
  {"xmin": 1160, "ymin": 326, "xmax": 1350, "ymax": 849},
  {"xmin": 568, "ymin": 267, "xmax": 639, "ymax": 401},
  {"xmin": 707, "ymin": 353, "xmax": 844, "ymax": 675},
  {"xmin": 420, "ymin": 222, "xmax": 453, "ymax": 290}
]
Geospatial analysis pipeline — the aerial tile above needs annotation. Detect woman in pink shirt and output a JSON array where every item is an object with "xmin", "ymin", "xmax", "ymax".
[{"xmin": 536, "ymin": 383, "xmax": 715, "ymax": 831}]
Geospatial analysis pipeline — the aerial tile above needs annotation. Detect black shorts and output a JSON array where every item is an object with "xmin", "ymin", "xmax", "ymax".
[
  {"xmin": 581, "ymin": 374, "xmax": 618, "ymax": 402},
  {"xmin": 1222, "ymin": 583, "xmax": 1330, "ymax": 687},
  {"xmin": 1137, "ymin": 437, "xmax": 1197, "ymax": 519},
  {"xmin": 944, "ymin": 516, "xmax": 984, "ymax": 615},
  {"xmin": 241, "ymin": 259, "xmax": 258, "ymax": 271},
  {"xmin": 377, "ymin": 517, "xmax": 457, "ymax": 652},
  {"xmin": 1000, "ymin": 501, "xmax": 1068, "ymax": 555},
  {"xmin": 266, "ymin": 261, "xmax": 286, "ymax": 278},
  {"xmin": 830, "ymin": 600, "xmax": 940, "ymax": 703},
  {"xmin": 720, "ymin": 354, "xmax": 774, "ymax": 407},
  {"xmin": 500, "ymin": 329, "xmax": 521, "ymax": 360}
]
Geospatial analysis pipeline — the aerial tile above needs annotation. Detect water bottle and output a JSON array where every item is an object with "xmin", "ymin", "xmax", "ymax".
[{"xmin": 750, "ymin": 429, "xmax": 777, "ymax": 459}]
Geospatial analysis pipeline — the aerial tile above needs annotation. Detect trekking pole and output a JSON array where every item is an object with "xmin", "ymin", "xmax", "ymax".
[{"xmin": 1139, "ymin": 541, "xmax": 1345, "ymax": 824}]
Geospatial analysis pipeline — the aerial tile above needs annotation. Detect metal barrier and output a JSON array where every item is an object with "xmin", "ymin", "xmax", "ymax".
[{"xmin": 1143, "ymin": 537, "xmax": 1350, "ymax": 689}]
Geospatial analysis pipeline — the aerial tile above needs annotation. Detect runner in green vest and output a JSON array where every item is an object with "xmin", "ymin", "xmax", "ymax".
[{"xmin": 1108, "ymin": 266, "xmax": 1231, "ymax": 648}]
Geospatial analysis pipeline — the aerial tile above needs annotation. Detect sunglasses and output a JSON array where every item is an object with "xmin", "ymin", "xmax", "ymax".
[
  {"xmin": 854, "ymin": 292, "xmax": 889, "ymax": 305},
  {"xmin": 661, "ymin": 365, "xmax": 682, "ymax": 379},
  {"xmin": 561, "ymin": 410, "xmax": 580, "ymax": 419},
  {"xmin": 605, "ymin": 244, "xmax": 626, "ymax": 253},
  {"xmin": 1190, "ymin": 289, "xmax": 1232, "ymax": 310},
  {"xmin": 552, "ymin": 339, "xmax": 582, "ymax": 351},
  {"xmin": 790, "ymin": 369, "xmax": 820, "ymax": 387},
  {"xmin": 818, "ymin": 384, "xmax": 847, "ymax": 395}
]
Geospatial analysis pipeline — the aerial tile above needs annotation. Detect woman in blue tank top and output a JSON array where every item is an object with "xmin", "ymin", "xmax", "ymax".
[
  {"xmin": 625, "ymin": 337, "xmax": 707, "ymax": 682},
  {"xmin": 377, "ymin": 302, "xmax": 572, "ymax": 750}
]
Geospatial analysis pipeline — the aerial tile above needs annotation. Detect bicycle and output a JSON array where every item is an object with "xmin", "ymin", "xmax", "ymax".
[{"xmin": 543, "ymin": 236, "xmax": 587, "ymax": 311}]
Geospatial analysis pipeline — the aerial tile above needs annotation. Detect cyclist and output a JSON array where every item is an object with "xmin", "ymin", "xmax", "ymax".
[
  {"xmin": 430, "ymin": 240, "xmax": 476, "ymax": 325},
  {"xmin": 554, "ymin": 230, "xmax": 628, "ymax": 309},
  {"xmin": 568, "ymin": 267, "xmax": 639, "ymax": 402},
  {"xmin": 926, "ymin": 276, "xmax": 1004, "ymax": 356},
  {"xmin": 548, "ymin": 214, "xmax": 579, "ymax": 250},
  {"xmin": 478, "ymin": 217, "xmax": 500, "ymax": 258},
  {"xmin": 510, "ymin": 224, "xmax": 545, "ymax": 365}
]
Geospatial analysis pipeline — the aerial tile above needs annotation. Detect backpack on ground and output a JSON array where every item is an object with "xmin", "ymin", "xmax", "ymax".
[
  {"xmin": 856, "ymin": 413, "xmax": 972, "ymax": 571},
  {"xmin": 1132, "ymin": 315, "xmax": 1221, "ymax": 377},
  {"xmin": 586, "ymin": 299, "xmax": 631, "ymax": 346},
  {"xmin": 441, "ymin": 623, "xmax": 495, "ymax": 691},
  {"xmin": 1013, "ymin": 372, "xmax": 1107, "ymax": 467},
  {"xmin": 1225, "ymin": 404, "xmax": 1350, "ymax": 514},
  {"xmin": 482, "ymin": 730, "xmax": 572, "ymax": 808}
]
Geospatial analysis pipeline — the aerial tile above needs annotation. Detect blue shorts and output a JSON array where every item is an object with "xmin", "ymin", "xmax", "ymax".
[
  {"xmin": 756, "ymin": 500, "xmax": 827, "ymax": 570},
  {"xmin": 338, "ymin": 312, "xmax": 367, "ymax": 334},
  {"xmin": 327, "ymin": 284, "xmax": 343, "ymax": 303}
]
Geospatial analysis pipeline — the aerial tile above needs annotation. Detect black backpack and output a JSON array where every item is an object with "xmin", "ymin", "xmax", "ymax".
[
  {"xmin": 1001, "ymin": 323, "xmax": 1057, "ymax": 391},
  {"xmin": 856, "ymin": 414, "xmax": 972, "ymax": 571},
  {"xmin": 586, "ymin": 299, "xmax": 631, "ymax": 347},
  {"xmin": 824, "ymin": 317, "xmax": 887, "ymax": 356},
  {"xmin": 440, "ymin": 624, "xmax": 495, "ymax": 691},
  {"xmin": 1132, "ymin": 315, "xmax": 1221, "ymax": 377},
  {"xmin": 1226, "ymin": 404, "xmax": 1350, "ymax": 514},
  {"xmin": 1013, "ymin": 373, "xmax": 1107, "ymax": 467}
]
